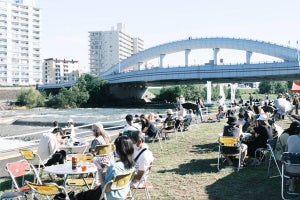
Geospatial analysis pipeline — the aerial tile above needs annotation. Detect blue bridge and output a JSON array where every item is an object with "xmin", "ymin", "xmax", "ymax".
[{"xmin": 101, "ymin": 37, "xmax": 300, "ymax": 85}]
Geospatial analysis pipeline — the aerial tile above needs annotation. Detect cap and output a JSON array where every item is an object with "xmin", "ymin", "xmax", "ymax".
[
  {"xmin": 166, "ymin": 109, "xmax": 173, "ymax": 115},
  {"xmin": 67, "ymin": 119, "xmax": 73, "ymax": 123}
]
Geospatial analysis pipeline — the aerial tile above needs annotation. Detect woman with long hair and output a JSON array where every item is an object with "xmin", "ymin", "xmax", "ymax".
[
  {"xmin": 75, "ymin": 135, "xmax": 135, "ymax": 200},
  {"xmin": 90, "ymin": 122, "xmax": 110, "ymax": 151}
]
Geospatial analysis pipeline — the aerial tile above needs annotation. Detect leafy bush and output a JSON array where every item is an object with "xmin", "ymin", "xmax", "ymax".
[{"xmin": 17, "ymin": 88, "xmax": 45, "ymax": 108}]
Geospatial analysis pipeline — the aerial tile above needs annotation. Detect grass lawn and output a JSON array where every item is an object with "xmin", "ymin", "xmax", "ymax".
[{"xmin": 0, "ymin": 118, "xmax": 295, "ymax": 200}]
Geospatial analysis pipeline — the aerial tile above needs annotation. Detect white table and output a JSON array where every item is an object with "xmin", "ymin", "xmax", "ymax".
[
  {"xmin": 60, "ymin": 142, "xmax": 89, "ymax": 154},
  {"xmin": 44, "ymin": 163, "xmax": 97, "ymax": 189}
]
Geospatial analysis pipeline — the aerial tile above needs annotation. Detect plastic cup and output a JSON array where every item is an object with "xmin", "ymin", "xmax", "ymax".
[{"xmin": 81, "ymin": 165, "xmax": 87, "ymax": 171}]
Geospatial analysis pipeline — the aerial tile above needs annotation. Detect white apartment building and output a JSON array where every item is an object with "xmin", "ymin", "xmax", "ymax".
[
  {"xmin": 0, "ymin": 0, "xmax": 41, "ymax": 86},
  {"xmin": 89, "ymin": 23, "xmax": 143, "ymax": 76},
  {"xmin": 43, "ymin": 58, "xmax": 80, "ymax": 84}
]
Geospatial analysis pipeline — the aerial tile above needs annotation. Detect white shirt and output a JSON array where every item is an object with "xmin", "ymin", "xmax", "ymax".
[
  {"xmin": 122, "ymin": 123, "xmax": 141, "ymax": 133},
  {"xmin": 36, "ymin": 132, "xmax": 59, "ymax": 164},
  {"xmin": 134, "ymin": 143, "xmax": 154, "ymax": 172}
]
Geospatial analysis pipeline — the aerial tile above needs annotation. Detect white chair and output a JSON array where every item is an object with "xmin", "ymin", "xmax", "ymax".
[{"xmin": 131, "ymin": 166, "xmax": 153, "ymax": 200}]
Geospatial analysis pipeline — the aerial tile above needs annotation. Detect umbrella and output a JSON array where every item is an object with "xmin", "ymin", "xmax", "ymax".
[
  {"xmin": 274, "ymin": 98, "xmax": 292, "ymax": 114},
  {"xmin": 181, "ymin": 102, "xmax": 198, "ymax": 111}
]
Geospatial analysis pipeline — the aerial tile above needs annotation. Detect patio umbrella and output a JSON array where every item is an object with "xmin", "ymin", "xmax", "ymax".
[
  {"xmin": 181, "ymin": 102, "xmax": 198, "ymax": 111},
  {"xmin": 274, "ymin": 98, "xmax": 292, "ymax": 114}
]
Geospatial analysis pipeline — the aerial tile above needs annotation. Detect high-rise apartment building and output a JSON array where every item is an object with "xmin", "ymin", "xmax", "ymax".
[
  {"xmin": 43, "ymin": 58, "xmax": 80, "ymax": 84},
  {"xmin": 0, "ymin": 0, "xmax": 41, "ymax": 86},
  {"xmin": 89, "ymin": 23, "xmax": 143, "ymax": 76}
]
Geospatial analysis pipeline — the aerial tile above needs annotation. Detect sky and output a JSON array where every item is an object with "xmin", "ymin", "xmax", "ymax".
[{"xmin": 37, "ymin": 0, "xmax": 300, "ymax": 72}]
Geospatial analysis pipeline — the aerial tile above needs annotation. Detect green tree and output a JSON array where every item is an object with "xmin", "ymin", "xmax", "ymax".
[{"xmin": 17, "ymin": 88, "xmax": 45, "ymax": 108}]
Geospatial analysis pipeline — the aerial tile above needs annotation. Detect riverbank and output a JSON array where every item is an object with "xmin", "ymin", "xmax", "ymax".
[{"xmin": 0, "ymin": 118, "xmax": 292, "ymax": 199}]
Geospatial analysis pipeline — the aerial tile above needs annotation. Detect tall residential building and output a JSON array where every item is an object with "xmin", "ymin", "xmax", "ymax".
[
  {"xmin": 0, "ymin": 0, "xmax": 41, "ymax": 86},
  {"xmin": 89, "ymin": 23, "xmax": 143, "ymax": 76},
  {"xmin": 42, "ymin": 58, "xmax": 80, "ymax": 84}
]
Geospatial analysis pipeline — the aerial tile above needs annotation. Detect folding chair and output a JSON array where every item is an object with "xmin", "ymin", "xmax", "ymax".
[
  {"xmin": 26, "ymin": 181, "xmax": 69, "ymax": 200},
  {"xmin": 161, "ymin": 120, "xmax": 177, "ymax": 140},
  {"xmin": 5, "ymin": 159, "xmax": 42, "ymax": 199},
  {"xmin": 19, "ymin": 148, "xmax": 53, "ymax": 181},
  {"xmin": 152, "ymin": 130, "xmax": 163, "ymax": 150},
  {"xmin": 217, "ymin": 136, "xmax": 242, "ymax": 171},
  {"xmin": 266, "ymin": 138, "xmax": 282, "ymax": 178},
  {"xmin": 65, "ymin": 153, "xmax": 95, "ymax": 187},
  {"xmin": 131, "ymin": 166, "xmax": 153, "ymax": 200},
  {"xmin": 93, "ymin": 144, "xmax": 115, "ymax": 156},
  {"xmin": 281, "ymin": 152, "xmax": 300, "ymax": 200},
  {"xmin": 100, "ymin": 170, "xmax": 135, "ymax": 200}
]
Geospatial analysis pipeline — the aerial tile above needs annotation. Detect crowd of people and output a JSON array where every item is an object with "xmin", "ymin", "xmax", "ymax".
[{"xmin": 220, "ymin": 92, "xmax": 300, "ymax": 192}]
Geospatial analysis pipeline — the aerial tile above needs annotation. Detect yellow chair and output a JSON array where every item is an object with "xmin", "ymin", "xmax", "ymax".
[
  {"xmin": 93, "ymin": 144, "xmax": 115, "ymax": 156},
  {"xmin": 65, "ymin": 153, "xmax": 95, "ymax": 188},
  {"xmin": 19, "ymin": 148, "xmax": 50, "ymax": 181},
  {"xmin": 26, "ymin": 181, "xmax": 69, "ymax": 200},
  {"xmin": 100, "ymin": 170, "xmax": 135, "ymax": 200},
  {"xmin": 217, "ymin": 136, "xmax": 242, "ymax": 171},
  {"xmin": 66, "ymin": 153, "xmax": 94, "ymax": 163}
]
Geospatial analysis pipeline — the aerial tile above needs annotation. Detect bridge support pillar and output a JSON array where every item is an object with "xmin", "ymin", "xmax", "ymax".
[
  {"xmin": 213, "ymin": 48, "xmax": 219, "ymax": 65},
  {"xmin": 246, "ymin": 51, "xmax": 252, "ymax": 64},
  {"xmin": 109, "ymin": 85, "xmax": 150, "ymax": 102},
  {"xmin": 206, "ymin": 81, "xmax": 212, "ymax": 104},
  {"xmin": 160, "ymin": 54, "xmax": 166, "ymax": 68},
  {"xmin": 185, "ymin": 49, "xmax": 191, "ymax": 66},
  {"xmin": 138, "ymin": 62, "xmax": 143, "ymax": 70}
]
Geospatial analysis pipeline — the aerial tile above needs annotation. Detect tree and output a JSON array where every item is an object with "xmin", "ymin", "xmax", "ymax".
[{"xmin": 17, "ymin": 88, "xmax": 45, "ymax": 108}]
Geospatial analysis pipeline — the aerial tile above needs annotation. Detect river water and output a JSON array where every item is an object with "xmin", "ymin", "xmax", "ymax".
[{"xmin": 0, "ymin": 107, "xmax": 171, "ymax": 138}]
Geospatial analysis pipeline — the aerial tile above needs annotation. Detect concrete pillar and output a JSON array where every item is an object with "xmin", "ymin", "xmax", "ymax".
[
  {"xmin": 138, "ymin": 62, "xmax": 143, "ymax": 70},
  {"xmin": 246, "ymin": 51, "xmax": 252, "ymax": 64},
  {"xmin": 185, "ymin": 49, "xmax": 191, "ymax": 66},
  {"xmin": 213, "ymin": 48, "xmax": 220, "ymax": 65},
  {"xmin": 160, "ymin": 54, "xmax": 165, "ymax": 68},
  {"xmin": 207, "ymin": 81, "xmax": 212, "ymax": 104}
]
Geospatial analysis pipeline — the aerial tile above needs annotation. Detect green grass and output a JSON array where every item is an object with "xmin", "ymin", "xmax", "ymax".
[{"xmin": 0, "ymin": 118, "xmax": 296, "ymax": 199}]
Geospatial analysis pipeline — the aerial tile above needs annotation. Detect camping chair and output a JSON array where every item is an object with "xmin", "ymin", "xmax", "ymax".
[
  {"xmin": 26, "ymin": 181, "xmax": 69, "ymax": 200},
  {"xmin": 19, "ymin": 148, "xmax": 53, "ymax": 181},
  {"xmin": 65, "ymin": 153, "xmax": 95, "ymax": 187},
  {"xmin": 131, "ymin": 165, "xmax": 153, "ymax": 200},
  {"xmin": 266, "ymin": 138, "xmax": 282, "ymax": 178},
  {"xmin": 100, "ymin": 170, "xmax": 135, "ymax": 200},
  {"xmin": 152, "ymin": 129, "xmax": 163, "ymax": 150},
  {"xmin": 281, "ymin": 152, "xmax": 300, "ymax": 200},
  {"xmin": 93, "ymin": 144, "xmax": 115, "ymax": 166},
  {"xmin": 161, "ymin": 120, "xmax": 177, "ymax": 140},
  {"xmin": 5, "ymin": 159, "xmax": 42, "ymax": 198},
  {"xmin": 217, "ymin": 136, "xmax": 242, "ymax": 171}
]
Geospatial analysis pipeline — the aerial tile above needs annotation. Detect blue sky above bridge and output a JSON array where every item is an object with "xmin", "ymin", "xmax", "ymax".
[{"xmin": 38, "ymin": 0, "xmax": 300, "ymax": 72}]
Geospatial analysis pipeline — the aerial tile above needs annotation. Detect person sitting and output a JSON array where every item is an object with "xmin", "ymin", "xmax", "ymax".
[
  {"xmin": 36, "ymin": 127, "xmax": 66, "ymax": 166},
  {"xmin": 90, "ymin": 122, "xmax": 113, "ymax": 183},
  {"xmin": 162, "ymin": 109, "xmax": 175, "ymax": 131},
  {"xmin": 244, "ymin": 115, "xmax": 272, "ymax": 165},
  {"xmin": 222, "ymin": 116, "xmax": 247, "ymax": 167},
  {"xmin": 139, "ymin": 114, "xmax": 158, "ymax": 138},
  {"xmin": 75, "ymin": 136, "xmax": 135, "ymax": 200},
  {"xmin": 90, "ymin": 122, "xmax": 110, "ymax": 152},
  {"xmin": 128, "ymin": 131, "xmax": 154, "ymax": 188},
  {"xmin": 286, "ymin": 128, "xmax": 300, "ymax": 192},
  {"xmin": 122, "ymin": 114, "xmax": 141, "ymax": 135},
  {"xmin": 63, "ymin": 119, "xmax": 75, "ymax": 138},
  {"xmin": 275, "ymin": 121, "xmax": 300, "ymax": 160}
]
